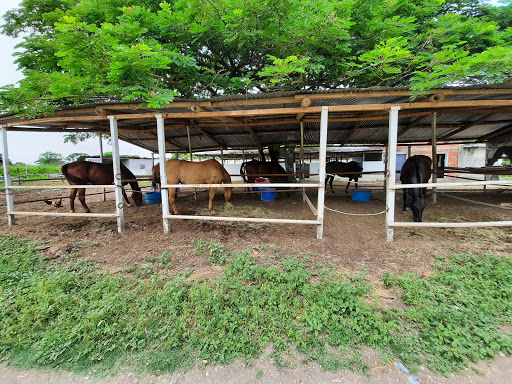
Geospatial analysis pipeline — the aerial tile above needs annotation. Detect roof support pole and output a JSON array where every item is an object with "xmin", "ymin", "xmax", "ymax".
[
  {"xmin": 316, "ymin": 107, "xmax": 328, "ymax": 239},
  {"xmin": 1, "ymin": 126, "xmax": 15, "ymax": 226},
  {"xmin": 386, "ymin": 106, "xmax": 401, "ymax": 242},
  {"xmin": 99, "ymin": 134, "xmax": 106, "ymax": 201},
  {"xmin": 108, "ymin": 116, "xmax": 125, "ymax": 233},
  {"xmin": 431, "ymin": 112, "xmax": 438, "ymax": 204},
  {"xmin": 186, "ymin": 125, "xmax": 197, "ymax": 200},
  {"xmin": 156, "ymin": 115, "xmax": 170, "ymax": 233},
  {"xmin": 300, "ymin": 121, "xmax": 306, "ymax": 203}
]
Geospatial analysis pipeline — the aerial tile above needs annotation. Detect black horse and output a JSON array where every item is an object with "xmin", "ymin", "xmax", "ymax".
[
  {"xmin": 325, "ymin": 161, "xmax": 363, "ymax": 193},
  {"xmin": 400, "ymin": 155, "xmax": 432, "ymax": 222}
]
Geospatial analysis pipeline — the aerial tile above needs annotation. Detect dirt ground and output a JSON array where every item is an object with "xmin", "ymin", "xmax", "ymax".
[{"xmin": 0, "ymin": 184, "xmax": 511, "ymax": 383}]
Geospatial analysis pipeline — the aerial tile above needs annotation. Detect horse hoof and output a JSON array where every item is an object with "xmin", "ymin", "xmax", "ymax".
[
  {"xmin": 402, "ymin": 210, "xmax": 407, "ymax": 213},
  {"xmin": 210, "ymin": 210, "xmax": 217, "ymax": 215}
]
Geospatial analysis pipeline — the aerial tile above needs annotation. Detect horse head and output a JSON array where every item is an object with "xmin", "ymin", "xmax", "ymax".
[
  {"xmin": 410, "ymin": 191, "xmax": 426, "ymax": 222},
  {"xmin": 131, "ymin": 188, "xmax": 143, "ymax": 206}
]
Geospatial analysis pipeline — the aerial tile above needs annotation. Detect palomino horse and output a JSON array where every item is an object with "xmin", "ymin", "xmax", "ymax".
[
  {"xmin": 157, "ymin": 159, "xmax": 232, "ymax": 215},
  {"xmin": 325, "ymin": 161, "xmax": 363, "ymax": 193},
  {"xmin": 400, "ymin": 155, "xmax": 432, "ymax": 222},
  {"xmin": 61, "ymin": 161, "xmax": 143, "ymax": 213}
]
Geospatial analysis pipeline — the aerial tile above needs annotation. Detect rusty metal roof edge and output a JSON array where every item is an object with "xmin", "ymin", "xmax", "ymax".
[{"xmin": 3, "ymin": 83, "xmax": 512, "ymax": 119}]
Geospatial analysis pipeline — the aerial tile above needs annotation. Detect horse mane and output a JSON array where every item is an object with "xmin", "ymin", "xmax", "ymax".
[{"xmin": 61, "ymin": 163, "xmax": 88, "ymax": 185}]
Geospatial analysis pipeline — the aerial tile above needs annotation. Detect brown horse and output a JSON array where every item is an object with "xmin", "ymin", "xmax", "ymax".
[
  {"xmin": 151, "ymin": 164, "xmax": 160, "ymax": 189},
  {"xmin": 61, "ymin": 161, "xmax": 143, "ymax": 213},
  {"xmin": 158, "ymin": 159, "xmax": 232, "ymax": 215},
  {"xmin": 240, "ymin": 160, "xmax": 289, "ymax": 184}
]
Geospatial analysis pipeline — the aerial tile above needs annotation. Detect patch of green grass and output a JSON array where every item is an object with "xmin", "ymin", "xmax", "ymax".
[
  {"xmin": 382, "ymin": 253, "xmax": 512, "ymax": 373},
  {"xmin": 0, "ymin": 233, "xmax": 510, "ymax": 378}
]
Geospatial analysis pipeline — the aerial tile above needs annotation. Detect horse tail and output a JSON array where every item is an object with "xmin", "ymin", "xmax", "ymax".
[
  {"xmin": 240, "ymin": 161, "xmax": 248, "ymax": 183},
  {"xmin": 61, "ymin": 163, "xmax": 88, "ymax": 185}
]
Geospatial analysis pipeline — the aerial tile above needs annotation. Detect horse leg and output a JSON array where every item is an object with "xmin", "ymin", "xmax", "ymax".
[
  {"xmin": 209, "ymin": 187, "xmax": 217, "ymax": 214},
  {"xmin": 121, "ymin": 186, "xmax": 131, "ymax": 206},
  {"xmin": 345, "ymin": 180, "xmax": 351, "ymax": 193},
  {"xmin": 327, "ymin": 176, "xmax": 335, "ymax": 194},
  {"xmin": 168, "ymin": 187, "xmax": 179, "ymax": 215},
  {"xmin": 78, "ymin": 188, "xmax": 91, "ymax": 213},
  {"xmin": 402, "ymin": 190, "xmax": 409, "ymax": 213},
  {"xmin": 69, "ymin": 188, "xmax": 77, "ymax": 213}
]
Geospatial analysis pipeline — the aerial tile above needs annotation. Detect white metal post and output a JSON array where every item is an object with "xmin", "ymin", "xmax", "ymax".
[
  {"xmin": 1, "ymin": 126, "xmax": 15, "ymax": 225},
  {"xmin": 156, "ymin": 115, "xmax": 170, "ymax": 233},
  {"xmin": 386, "ymin": 106, "xmax": 401, "ymax": 242},
  {"xmin": 316, "ymin": 106, "xmax": 328, "ymax": 239},
  {"xmin": 108, "ymin": 116, "xmax": 125, "ymax": 233}
]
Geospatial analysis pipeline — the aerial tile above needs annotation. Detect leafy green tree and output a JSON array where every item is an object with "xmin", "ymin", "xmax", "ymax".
[
  {"xmin": 65, "ymin": 152, "xmax": 89, "ymax": 162},
  {"xmin": 35, "ymin": 151, "xmax": 64, "ymax": 165},
  {"xmin": 1, "ymin": 0, "xmax": 511, "ymax": 117}
]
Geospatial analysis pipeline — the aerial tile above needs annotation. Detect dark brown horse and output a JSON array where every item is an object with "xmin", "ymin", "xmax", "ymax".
[
  {"xmin": 158, "ymin": 159, "xmax": 232, "ymax": 215},
  {"xmin": 325, "ymin": 161, "xmax": 363, "ymax": 193},
  {"xmin": 240, "ymin": 160, "xmax": 289, "ymax": 184},
  {"xmin": 61, "ymin": 161, "xmax": 143, "ymax": 213},
  {"xmin": 151, "ymin": 164, "xmax": 160, "ymax": 189},
  {"xmin": 400, "ymin": 155, "xmax": 432, "ymax": 222}
]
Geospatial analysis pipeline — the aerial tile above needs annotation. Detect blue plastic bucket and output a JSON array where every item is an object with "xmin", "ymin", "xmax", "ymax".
[
  {"xmin": 261, "ymin": 188, "xmax": 276, "ymax": 201},
  {"xmin": 351, "ymin": 189, "xmax": 371, "ymax": 202},
  {"xmin": 145, "ymin": 191, "xmax": 162, "ymax": 204}
]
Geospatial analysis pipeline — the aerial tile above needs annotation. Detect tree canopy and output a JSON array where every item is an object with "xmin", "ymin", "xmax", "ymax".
[
  {"xmin": 1, "ymin": 0, "xmax": 511, "ymax": 117},
  {"xmin": 35, "ymin": 151, "xmax": 65, "ymax": 165}
]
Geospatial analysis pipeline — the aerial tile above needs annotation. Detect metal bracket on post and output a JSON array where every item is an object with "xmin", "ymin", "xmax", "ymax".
[
  {"xmin": 316, "ymin": 106, "xmax": 328, "ymax": 239},
  {"xmin": 1, "ymin": 126, "xmax": 15, "ymax": 225},
  {"xmin": 156, "ymin": 115, "xmax": 170, "ymax": 233},
  {"xmin": 386, "ymin": 106, "xmax": 401, "ymax": 242},
  {"xmin": 108, "ymin": 116, "xmax": 125, "ymax": 233}
]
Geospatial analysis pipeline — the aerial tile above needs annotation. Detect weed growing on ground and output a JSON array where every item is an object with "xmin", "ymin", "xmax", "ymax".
[
  {"xmin": 0, "ymin": 234, "xmax": 510, "ymax": 378},
  {"xmin": 208, "ymin": 241, "xmax": 228, "ymax": 265},
  {"xmin": 191, "ymin": 238, "xmax": 206, "ymax": 256},
  {"xmin": 158, "ymin": 251, "xmax": 173, "ymax": 268}
]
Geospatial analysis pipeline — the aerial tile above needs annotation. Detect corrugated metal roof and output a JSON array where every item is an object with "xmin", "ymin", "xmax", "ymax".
[{"xmin": 1, "ymin": 85, "xmax": 512, "ymax": 153}]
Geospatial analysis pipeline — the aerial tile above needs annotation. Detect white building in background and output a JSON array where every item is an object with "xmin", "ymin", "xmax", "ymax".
[{"xmin": 84, "ymin": 157, "xmax": 155, "ymax": 177}]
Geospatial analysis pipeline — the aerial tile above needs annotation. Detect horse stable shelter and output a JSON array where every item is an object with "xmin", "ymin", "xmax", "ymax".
[{"xmin": 1, "ymin": 84, "xmax": 512, "ymax": 241}]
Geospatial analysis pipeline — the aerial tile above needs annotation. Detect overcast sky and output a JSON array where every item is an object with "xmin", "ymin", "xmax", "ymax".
[{"xmin": 0, "ymin": 0, "xmax": 152, "ymax": 165}]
